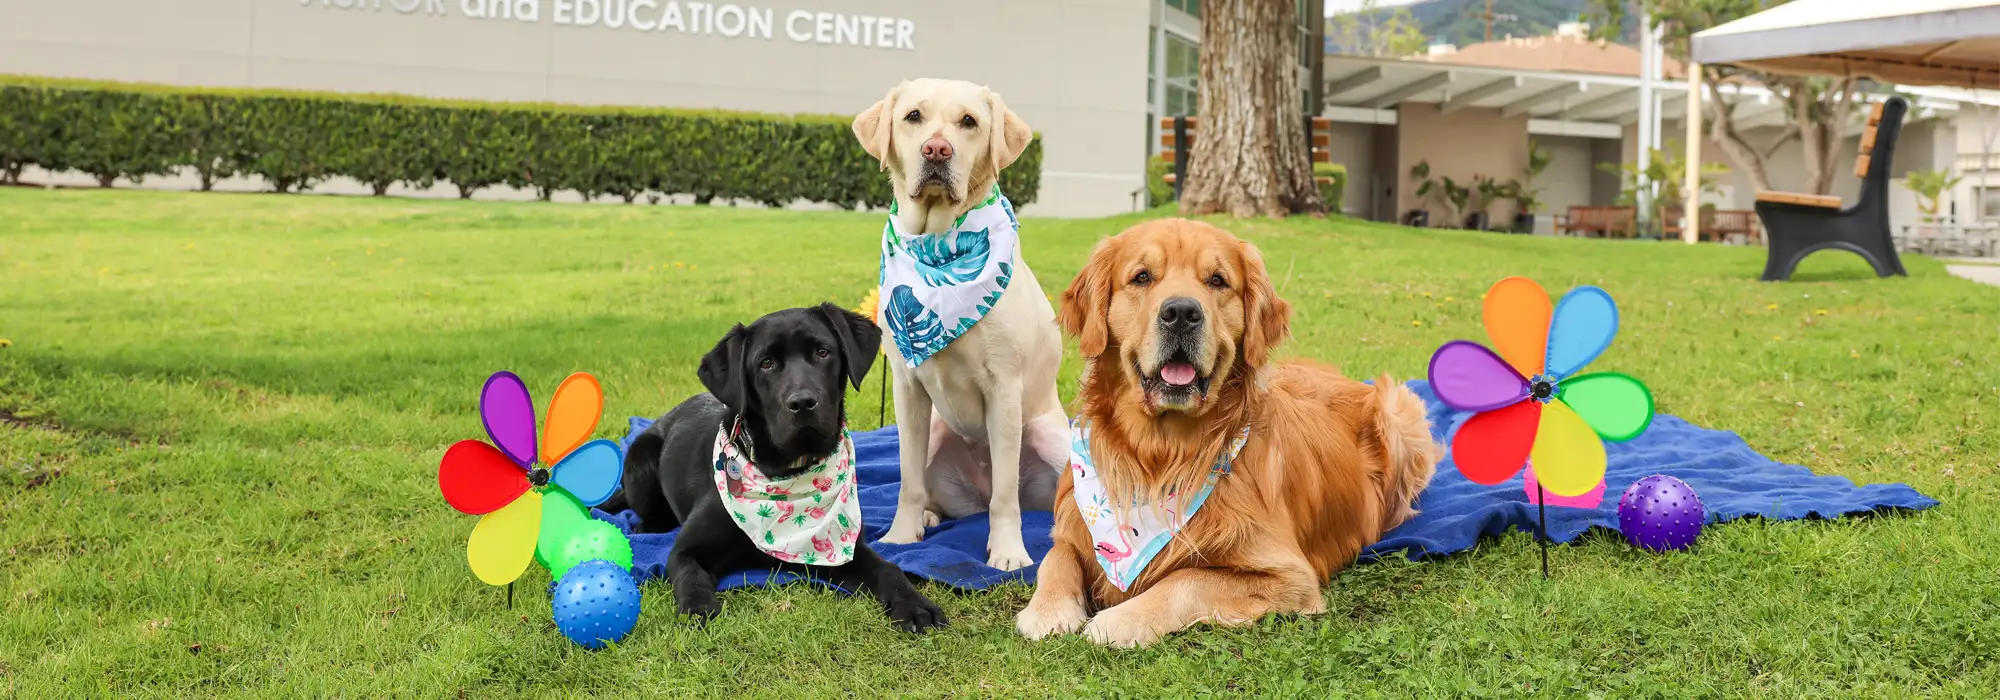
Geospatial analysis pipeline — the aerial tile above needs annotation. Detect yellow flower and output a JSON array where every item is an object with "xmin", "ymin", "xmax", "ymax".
[
  {"xmin": 1444, "ymin": 296, "xmax": 1454, "ymax": 302},
  {"xmin": 1765, "ymin": 303, "xmax": 1779, "ymax": 310},
  {"xmin": 1772, "ymin": 335, "xmax": 1782, "ymax": 341},
  {"xmin": 1411, "ymin": 319, "xmax": 1422, "ymax": 327},
  {"xmin": 0, "ymin": 338, "xmax": 11, "ymax": 349},
  {"xmin": 1421, "ymin": 292, "xmax": 1432, "ymax": 298},
  {"xmin": 1814, "ymin": 309, "xmax": 1827, "ymax": 316},
  {"xmin": 856, "ymin": 287, "xmax": 881, "ymax": 320},
  {"xmin": 1850, "ymin": 350, "xmax": 1860, "ymax": 358}
]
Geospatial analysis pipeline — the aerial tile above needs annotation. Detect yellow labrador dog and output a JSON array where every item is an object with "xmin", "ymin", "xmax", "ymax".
[{"xmin": 851, "ymin": 79, "xmax": 1069, "ymax": 571}]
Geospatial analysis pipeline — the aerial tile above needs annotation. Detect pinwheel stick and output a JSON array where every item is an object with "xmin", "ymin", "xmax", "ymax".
[
  {"xmin": 879, "ymin": 369, "xmax": 888, "ymax": 427},
  {"xmin": 507, "ymin": 582, "xmax": 514, "ymax": 609},
  {"xmin": 1536, "ymin": 484, "xmax": 1549, "ymax": 580}
]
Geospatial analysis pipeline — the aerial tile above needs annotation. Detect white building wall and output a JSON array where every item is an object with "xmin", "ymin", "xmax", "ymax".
[{"xmin": 0, "ymin": 0, "xmax": 1153, "ymax": 217}]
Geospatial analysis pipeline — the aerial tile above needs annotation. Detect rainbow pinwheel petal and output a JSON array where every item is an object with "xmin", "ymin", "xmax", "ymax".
[
  {"xmin": 541, "ymin": 372, "xmax": 604, "ymax": 466},
  {"xmin": 536, "ymin": 488, "xmax": 593, "ymax": 569},
  {"xmin": 551, "ymin": 439, "xmax": 623, "ymax": 507},
  {"xmin": 1483, "ymin": 276, "xmax": 1553, "ymax": 379},
  {"xmin": 1428, "ymin": 340, "xmax": 1530, "ymax": 413},
  {"xmin": 1559, "ymin": 372, "xmax": 1655, "ymax": 442},
  {"xmin": 438, "ymin": 440, "xmax": 530, "ymax": 515},
  {"xmin": 1545, "ymin": 286, "xmax": 1619, "ymax": 378},
  {"xmin": 482, "ymin": 371, "xmax": 539, "ymax": 468},
  {"xmin": 1527, "ymin": 399, "xmax": 1607, "ymax": 497},
  {"xmin": 468, "ymin": 490, "xmax": 542, "ymax": 585},
  {"xmin": 1450, "ymin": 400, "xmax": 1540, "ymax": 485}
]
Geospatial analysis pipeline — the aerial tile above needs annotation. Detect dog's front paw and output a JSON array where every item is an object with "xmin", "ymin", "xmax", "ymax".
[
  {"xmin": 986, "ymin": 544, "xmax": 1035, "ymax": 572},
  {"xmin": 676, "ymin": 592, "xmax": 722, "ymax": 625},
  {"xmin": 882, "ymin": 591, "xmax": 949, "ymax": 634},
  {"xmin": 1082, "ymin": 605, "xmax": 1163, "ymax": 649},
  {"xmin": 1015, "ymin": 599, "xmax": 1087, "ymax": 640},
  {"xmin": 879, "ymin": 512, "xmax": 931, "ymax": 545}
]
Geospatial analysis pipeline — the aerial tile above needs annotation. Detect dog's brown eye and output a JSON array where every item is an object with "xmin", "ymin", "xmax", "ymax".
[
  {"xmin": 759, "ymin": 357, "xmax": 776, "ymax": 371},
  {"xmin": 904, "ymin": 110, "xmax": 922, "ymax": 123},
  {"xmin": 1208, "ymin": 273, "xmax": 1228, "ymax": 288},
  {"xmin": 815, "ymin": 348, "xmax": 832, "ymax": 360},
  {"xmin": 1131, "ymin": 270, "xmax": 1152, "ymax": 286},
  {"xmin": 959, "ymin": 115, "xmax": 977, "ymax": 128}
]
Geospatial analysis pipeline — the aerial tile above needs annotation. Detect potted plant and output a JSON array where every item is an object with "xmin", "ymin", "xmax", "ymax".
[
  {"xmin": 1904, "ymin": 168, "xmax": 1961, "ymax": 236},
  {"xmin": 1468, "ymin": 174, "xmax": 1505, "ymax": 231},
  {"xmin": 1441, "ymin": 176, "xmax": 1471, "ymax": 229},
  {"xmin": 1407, "ymin": 160, "xmax": 1436, "ymax": 227},
  {"xmin": 1511, "ymin": 141, "xmax": 1554, "ymax": 233}
]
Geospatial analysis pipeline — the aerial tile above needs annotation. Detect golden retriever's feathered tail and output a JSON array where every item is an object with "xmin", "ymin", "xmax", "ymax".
[{"xmin": 1372, "ymin": 374, "xmax": 1440, "ymax": 530}]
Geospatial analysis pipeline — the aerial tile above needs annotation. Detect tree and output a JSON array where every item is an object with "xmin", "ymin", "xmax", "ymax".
[
  {"xmin": 1182, "ymin": 0, "xmax": 1322, "ymax": 218},
  {"xmin": 1591, "ymin": 0, "xmax": 1863, "ymax": 196},
  {"xmin": 1328, "ymin": 0, "xmax": 1429, "ymax": 58}
]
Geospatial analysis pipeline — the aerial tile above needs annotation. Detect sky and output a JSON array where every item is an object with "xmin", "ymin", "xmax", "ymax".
[{"xmin": 1324, "ymin": 0, "xmax": 1426, "ymax": 16}]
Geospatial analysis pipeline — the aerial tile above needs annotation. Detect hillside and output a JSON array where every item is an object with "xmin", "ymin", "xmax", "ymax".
[{"xmin": 1327, "ymin": 0, "xmax": 1639, "ymax": 54}]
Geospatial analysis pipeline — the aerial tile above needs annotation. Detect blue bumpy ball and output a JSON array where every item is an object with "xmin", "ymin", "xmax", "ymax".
[{"xmin": 551, "ymin": 559, "xmax": 641, "ymax": 650}]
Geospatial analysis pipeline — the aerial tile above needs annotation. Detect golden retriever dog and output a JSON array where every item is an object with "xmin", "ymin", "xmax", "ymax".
[{"xmin": 1014, "ymin": 218, "xmax": 1439, "ymax": 648}]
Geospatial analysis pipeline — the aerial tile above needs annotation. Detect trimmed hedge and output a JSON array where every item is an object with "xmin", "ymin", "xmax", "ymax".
[
  {"xmin": 0, "ymin": 78, "xmax": 1043, "ymax": 208},
  {"xmin": 1315, "ymin": 162, "xmax": 1347, "ymax": 215}
]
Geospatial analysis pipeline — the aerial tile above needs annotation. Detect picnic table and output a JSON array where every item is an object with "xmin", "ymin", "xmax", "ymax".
[{"xmin": 1897, "ymin": 223, "xmax": 2000, "ymax": 258}]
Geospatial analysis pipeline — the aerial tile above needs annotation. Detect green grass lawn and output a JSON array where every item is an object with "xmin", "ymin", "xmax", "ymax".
[{"xmin": 4, "ymin": 187, "xmax": 1998, "ymax": 697}]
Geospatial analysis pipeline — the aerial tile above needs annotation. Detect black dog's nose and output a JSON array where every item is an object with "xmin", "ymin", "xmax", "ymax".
[
  {"xmin": 1157, "ymin": 297, "xmax": 1203, "ymax": 331},
  {"xmin": 785, "ymin": 393, "xmax": 820, "ymax": 413}
]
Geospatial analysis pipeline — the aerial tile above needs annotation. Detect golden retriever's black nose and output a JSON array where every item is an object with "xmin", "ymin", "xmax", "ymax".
[
  {"xmin": 786, "ymin": 393, "xmax": 820, "ymax": 413},
  {"xmin": 921, "ymin": 137, "xmax": 954, "ymax": 162},
  {"xmin": 1158, "ymin": 297, "xmax": 1203, "ymax": 331}
]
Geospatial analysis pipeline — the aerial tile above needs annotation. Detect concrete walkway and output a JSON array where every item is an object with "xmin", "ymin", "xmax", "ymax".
[{"xmin": 1947, "ymin": 264, "xmax": 2000, "ymax": 286}]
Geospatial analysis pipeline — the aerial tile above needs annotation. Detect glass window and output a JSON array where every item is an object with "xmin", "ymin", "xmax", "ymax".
[
  {"xmin": 1163, "ymin": 34, "xmax": 1198, "ymax": 117},
  {"xmin": 1166, "ymin": 0, "xmax": 1198, "ymax": 19},
  {"xmin": 1980, "ymin": 187, "xmax": 2000, "ymax": 219}
]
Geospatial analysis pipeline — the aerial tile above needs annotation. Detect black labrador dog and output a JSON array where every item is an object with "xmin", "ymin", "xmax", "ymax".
[{"xmin": 604, "ymin": 303, "xmax": 946, "ymax": 633}]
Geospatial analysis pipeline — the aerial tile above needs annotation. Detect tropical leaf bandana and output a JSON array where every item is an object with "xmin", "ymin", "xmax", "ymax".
[
  {"xmin": 877, "ymin": 186, "xmax": 1020, "ymax": 367},
  {"xmin": 712, "ymin": 421, "xmax": 862, "ymax": 566}
]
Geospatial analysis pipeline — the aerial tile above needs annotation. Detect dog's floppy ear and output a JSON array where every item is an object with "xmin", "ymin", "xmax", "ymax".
[
  {"xmin": 817, "ymin": 302, "xmax": 881, "ymax": 391},
  {"xmin": 1237, "ymin": 239, "xmax": 1293, "ymax": 369},
  {"xmin": 1059, "ymin": 237, "xmax": 1117, "ymax": 358},
  {"xmin": 698, "ymin": 324, "xmax": 751, "ymax": 413},
  {"xmin": 852, "ymin": 81, "xmax": 906, "ymax": 171},
  {"xmin": 984, "ymin": 88, "xmax": 1034, "ymax": 174}
]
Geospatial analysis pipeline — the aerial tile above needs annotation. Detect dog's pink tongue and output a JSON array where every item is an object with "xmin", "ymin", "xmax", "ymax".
[{"xmin": 1160, "ymin": 362, "xmax": 1198, "ymax": 387}]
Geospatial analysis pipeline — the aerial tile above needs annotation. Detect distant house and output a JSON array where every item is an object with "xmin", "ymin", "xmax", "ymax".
[{"xmin": 1313, "ymin": 22, "xmax": 1983, "ymax": 233}]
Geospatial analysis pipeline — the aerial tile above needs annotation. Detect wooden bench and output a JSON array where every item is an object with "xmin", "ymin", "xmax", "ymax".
[
  {"xmin": 1753, "ymin": 97, "xmax": 1907, "ymax": 281},
  {"xmin": 1159, "ymin": 116, "xmax": 1334, "ymax": 194},
  {"xmin": 1554, "ymin": 206, "xmax": 1636, "ymax": 238},
  {"xmin": 1752, "ymin": 101, "xmax": 1887, "ymax": 210},
  {"xmin": 1665, "ymin": 206, "xmax": 1763, "ymax": 244}
]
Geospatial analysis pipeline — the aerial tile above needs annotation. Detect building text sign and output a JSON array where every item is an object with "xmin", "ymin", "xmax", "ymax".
[{"xmin": 297, "ymin": 0, "xmax": 916, "ymax": 50}]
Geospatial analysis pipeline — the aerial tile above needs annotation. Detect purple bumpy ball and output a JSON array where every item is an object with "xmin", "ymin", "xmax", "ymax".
[
  {"xmin": 551, "ymin": 559, "xmax": 642, "ymax": 650},
  {"xmin": 1617, "ymin": 475, "xmax": 1705, "ymax": 552}
]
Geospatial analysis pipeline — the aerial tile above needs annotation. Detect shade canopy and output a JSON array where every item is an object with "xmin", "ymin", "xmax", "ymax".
[{"xmin": 1692, "ymin": 0, "xmax": 2000, "ymax": 88}]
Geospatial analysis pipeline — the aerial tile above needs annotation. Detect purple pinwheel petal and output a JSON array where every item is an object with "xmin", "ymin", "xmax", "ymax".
[
  {"xmin": 480, "ymin": 371, "xmax": 539, "ymax": 468},
  {"xmin": 1427, "ymin": 340, "xmax": 1531, "ymax": 413}
]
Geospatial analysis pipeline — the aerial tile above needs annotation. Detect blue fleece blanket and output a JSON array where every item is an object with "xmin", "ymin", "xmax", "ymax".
[{"xmin": 598, "ymin": 380, "xmax": 1937, "ymax": 591}]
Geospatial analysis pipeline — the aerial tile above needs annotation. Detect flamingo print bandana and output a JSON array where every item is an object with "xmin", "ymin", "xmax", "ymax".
[
  {"xmin": 877, "ymin": 186, "xmax": 1020, "ymax": 367},
  {"xmin": 1068, "ymin": 418, "xmax": 1253, "ymax": 591},
  {"xmin": 712, "ymin": 421, "xmax": 861, "ymax": 566}
]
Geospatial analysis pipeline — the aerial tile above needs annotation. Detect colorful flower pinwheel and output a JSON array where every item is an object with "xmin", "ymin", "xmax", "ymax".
[
  {"xmin": 1427, "ymin": 277, "xmax": 1656, "ymax": 498},
  {"xmin": 438, "ymin": 371, "xmax": 624, "ymax": 586}
]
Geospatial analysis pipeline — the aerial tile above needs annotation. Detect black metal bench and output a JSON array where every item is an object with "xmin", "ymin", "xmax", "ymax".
[{"xmin": 1753, "ymin": 97, "xmax": 1908, "ymax": 282}]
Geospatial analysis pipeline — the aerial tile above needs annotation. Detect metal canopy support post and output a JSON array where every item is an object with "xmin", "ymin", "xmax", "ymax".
[
  {"xmin": 1686, "ymin": 63, "xmax": 1704, "ymax": 244},
  {"xmin": 1637, "ymin": 11, "xmax": 1656, "ymax": 232}
]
